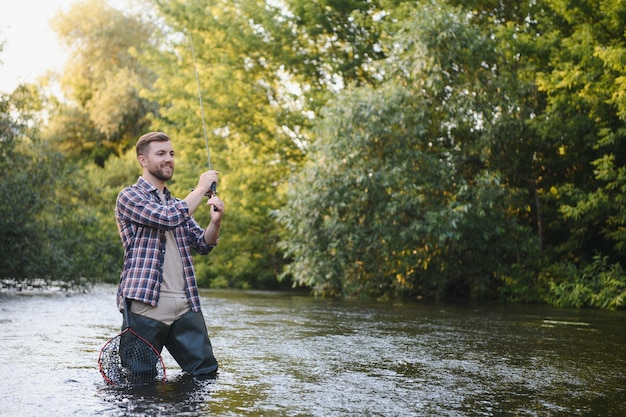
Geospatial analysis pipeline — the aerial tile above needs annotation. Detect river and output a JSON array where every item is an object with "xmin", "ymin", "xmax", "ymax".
[{"xmin": 0, "ymin": 284, "xmax": 624, "ymax": 416}]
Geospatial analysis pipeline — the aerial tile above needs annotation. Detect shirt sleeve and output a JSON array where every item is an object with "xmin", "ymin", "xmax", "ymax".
[
  {"xmin": 116, "ymin": 185, "xmax": 191, "ymax": 230},
  {"xmin": 187, "ymin": 216, "xmax": 215, "ymax": 255}
]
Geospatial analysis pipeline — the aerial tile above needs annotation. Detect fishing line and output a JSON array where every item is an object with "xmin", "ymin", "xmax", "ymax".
[{"xmin": 189, "ymin": 32, "xmax": 217, "ymax": 199}]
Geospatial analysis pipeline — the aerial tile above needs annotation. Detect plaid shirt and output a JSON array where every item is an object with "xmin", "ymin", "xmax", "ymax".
[{"xmin": 115, "ymin": 177, "xmax": 214, "ymax": 312}]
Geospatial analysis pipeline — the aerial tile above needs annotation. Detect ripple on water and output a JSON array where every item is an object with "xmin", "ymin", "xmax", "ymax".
[{"xmin": 0, "ymin": 285, "xmax": 625, "ymax": 416}]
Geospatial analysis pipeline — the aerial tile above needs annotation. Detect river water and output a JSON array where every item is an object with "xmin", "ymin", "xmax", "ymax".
[{"xmin": 0, "ymin": 284, "xmax": 624, "ymax": 416}]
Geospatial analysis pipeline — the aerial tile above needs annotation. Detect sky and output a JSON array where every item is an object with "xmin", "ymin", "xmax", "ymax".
[{"xmin": 0, "ymin": 0, "xmax": 81, "ymax": 93}]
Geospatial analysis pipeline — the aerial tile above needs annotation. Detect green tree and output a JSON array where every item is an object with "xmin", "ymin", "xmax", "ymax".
[
  {"xmin": 277, "ymin": 83, "xmax": 458, "ymax": 298},
  {"xmin": 0, "ymin": 83, "xmax": 108, "ymax": 282},
  {"xmin": 529, "ymin": 0, "xmax": 626, "ymax": 308},
  {"xmin": 288, "ymin": 0, "xmax": 389, "ymax": 86},
  {"xmin": 48, "ymin": 0, "xmax": 159, "ymax": 165},
  {"xmin": 144, "ymin": 0, "xmax": 405, "ymax": 288},
  {"xmin": 13, "ymin": 0, "xmax": 623, "ymax": 307},
  {"xmin": 143, "ymin": 0, "xmax": 317, "ymax": 288},
  {"xmin": 0, "ymin": 85, "xmax": 51, "ymax": 278},
  {"xmin": 278, "ymin": 2, "xmax": 539, "ymax": 300}
]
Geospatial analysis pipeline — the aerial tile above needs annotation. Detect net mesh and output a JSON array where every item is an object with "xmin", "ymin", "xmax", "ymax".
[{"xmin": 98, "ymin": 329, "xmax": 166, "ymax": 385}]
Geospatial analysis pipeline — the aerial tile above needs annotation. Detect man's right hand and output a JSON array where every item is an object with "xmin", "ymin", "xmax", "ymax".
[{"xmin": 197, "ymin": 170, "xmax": 219, "ymax": 196}]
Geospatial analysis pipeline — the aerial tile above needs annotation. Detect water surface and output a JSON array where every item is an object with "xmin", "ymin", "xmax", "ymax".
[{"xmin": 0, "ymin": 284, "xmax": 624, "ymax": 416}]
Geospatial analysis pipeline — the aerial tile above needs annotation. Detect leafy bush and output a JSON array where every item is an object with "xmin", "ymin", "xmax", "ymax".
[{"xmin": 544, "ymin": 256, "xmax": 626, "ymax": 310}]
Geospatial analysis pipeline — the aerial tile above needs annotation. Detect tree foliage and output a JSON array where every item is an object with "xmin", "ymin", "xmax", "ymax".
[
  {"xmin": 48, "ymin": 0, "xmax": 159, "ymax": 165},
  {"xmin": 2, "ymin": 0, "xmax": 625, "ymax": 308},
  {"xmin": 0, "ymin": 84, "xmax": 120, "ymax": 282},
  {"xmin": 143, "ymin": 0, "xmax": 308, "ymax": 288},
  {"xmin": 0, "ymin": 86, "xmax": 50, "ymax": 278},
  {"xmin": 278, "ymin": 2, "xmax": 539, "ymax": 300},
  {"xmin": 278, "ymin": 0, "xmax": 626, "ymax": 306}
]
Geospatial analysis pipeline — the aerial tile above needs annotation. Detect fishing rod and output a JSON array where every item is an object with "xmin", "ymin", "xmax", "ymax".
[{"xmin": 189, "ymin": 32, "xmax": 218, "ymax": 201}]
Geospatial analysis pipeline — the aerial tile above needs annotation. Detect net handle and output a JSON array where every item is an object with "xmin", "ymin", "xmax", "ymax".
[{"xmin": 123, "ymin": 298, "xmax": 132, "ymax": 329}]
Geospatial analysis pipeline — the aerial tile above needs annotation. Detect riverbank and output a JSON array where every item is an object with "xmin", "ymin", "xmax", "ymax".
[{"xmin": 0, "ymin": 278, "xmax": 90, "ymax": 295}]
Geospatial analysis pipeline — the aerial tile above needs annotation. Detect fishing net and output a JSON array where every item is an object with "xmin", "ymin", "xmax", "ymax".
[
  {"xmin": 98, "ymin": 304, "xmax": 167, "ymax": 386},
  {"xmin": 98, "ymin": 327, "xmax": 166, "ymax": 385}
]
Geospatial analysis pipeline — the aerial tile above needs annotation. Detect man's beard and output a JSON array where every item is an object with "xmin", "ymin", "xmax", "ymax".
[{"xmin": 149, "ymin": 164, "xmax": 173, "ymax": 181}]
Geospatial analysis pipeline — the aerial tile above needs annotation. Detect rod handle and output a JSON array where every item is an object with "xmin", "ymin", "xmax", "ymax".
[{"xmin": 210, "ymin": 182, "xmax": 219, "ymax": 212}]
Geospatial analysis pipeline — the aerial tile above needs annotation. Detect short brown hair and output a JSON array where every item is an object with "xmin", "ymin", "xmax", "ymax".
[{"xmin": 136, "ymin": 132, "xmax": 171, "ymax": 156}]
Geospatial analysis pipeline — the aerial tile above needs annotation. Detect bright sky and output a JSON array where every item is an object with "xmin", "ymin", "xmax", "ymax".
[{"xmin": 0, "ymin": 0, "xmax": 81, "ymax": 93}]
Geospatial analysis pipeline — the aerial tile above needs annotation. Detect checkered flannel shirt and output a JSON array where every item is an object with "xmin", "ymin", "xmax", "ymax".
[{"xmin": 115, "ymin": 177, "xmax": 215, "ymax": 312}]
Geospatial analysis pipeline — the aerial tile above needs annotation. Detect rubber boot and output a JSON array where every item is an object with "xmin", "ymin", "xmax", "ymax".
[{"xmin": 165, "ymin": 310, "xmax": 218, "ymax": 377}]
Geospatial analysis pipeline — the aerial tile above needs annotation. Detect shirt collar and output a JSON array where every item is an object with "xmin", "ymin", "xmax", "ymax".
[{"xmin": 136, "ymin": 176, "xmax": 171, "ymax": 200}]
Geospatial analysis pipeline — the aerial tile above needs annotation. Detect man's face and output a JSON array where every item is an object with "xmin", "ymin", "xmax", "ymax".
[{"xmin": 141, "ymin": 140, "xmax": 175, "ymax": 181}]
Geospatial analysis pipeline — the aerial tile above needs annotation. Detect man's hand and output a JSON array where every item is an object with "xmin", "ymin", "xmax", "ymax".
[
  {"xmin": 197, "ymin": 170, "xmax": 219, "ymax": 196},
  {"xmin": 205, "ymin": 194, "xmax": 223, "ymax": 245},
  {"xmin": 207, "ymin": 195, "xmax": 224, "ymax": 218},
  {"xmin": 185, "ymin": 170, "xmax": 219, "ymax": 215}
]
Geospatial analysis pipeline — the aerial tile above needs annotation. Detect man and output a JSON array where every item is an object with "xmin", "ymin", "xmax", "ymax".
[{"xmin": 115, "ymin": 131, "xmax": 223, "ymax": 379}]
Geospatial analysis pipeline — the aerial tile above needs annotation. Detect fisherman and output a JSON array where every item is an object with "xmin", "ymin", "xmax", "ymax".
[{"xmin": 115, "ymin": 131, "xmax": 223, "ymax": 378}]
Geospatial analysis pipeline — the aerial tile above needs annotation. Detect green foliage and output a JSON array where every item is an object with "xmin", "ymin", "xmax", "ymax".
[
  {"xmin": 278, "ymin": 82, "xmax": 448, "ymax": 298},
  {"xmin": 544, "ymin": 256, "xmax": 626, "ymax": 310},
  {"xmin": 48, "ymin": 0, "xmax": 159, "ymax": 165},
  {"xmin": 34, "ymin": 149, "xmax": 138, "ymax": 283},
  {"xmin": 0, "ymin": 87, "xmax": 49, "ymax": 278},
  {"xmin": 289, "ymin": 0, "xmax": 388, "ymax": 85},
  {"xmin": 3, "ymin": 0, "xmax": 625, "ymax": 308},
  {"xmin": 529, "ymin": 0, "xmax": 626, "ymax": 266},
  {"xmin": 0, "ymin": 84, "xmax": 120, "ymax": 283},
  {"xmin": 277, "ymin": 2, "xmax": 542, "ymax": 301},
  {"xmin": 144, "ymin": 0, "xmax": 320, "ymax": 289}
]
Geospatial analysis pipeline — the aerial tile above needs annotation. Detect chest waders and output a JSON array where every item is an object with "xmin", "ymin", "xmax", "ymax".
[{"xmin": 123, "ymin": 301, "xmax": 218, "ymax": 378}]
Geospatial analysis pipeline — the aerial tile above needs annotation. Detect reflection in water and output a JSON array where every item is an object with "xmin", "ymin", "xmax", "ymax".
[
  {"xmin": 0, "ymin": 284, "xmax": 625, "ymax": 416},
  {"xmin": 99, "ymin": 374, "xmax": 216, "ymax": 416}
]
